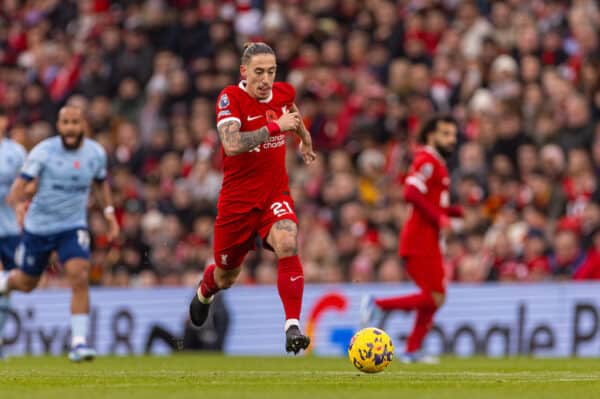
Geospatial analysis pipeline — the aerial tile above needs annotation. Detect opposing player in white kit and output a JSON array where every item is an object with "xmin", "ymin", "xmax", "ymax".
[
  {"xmin": 0, "ymin": 106, "xmax": 119, "ymax": 362},
  {"xmin": 0, "ymin": 107, "xmax": 27, "ymax": 358}
]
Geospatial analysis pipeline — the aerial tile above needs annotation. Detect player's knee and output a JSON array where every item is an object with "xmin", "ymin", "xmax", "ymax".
[
  {"xmin": 70, "ymin": 268, "xmax": 90, "ymax": 291},
  {"xmin": 268, "ymin": 220, "xmax": 298, "ymax": 257},
  {"xmin": 273, "ymin": 234, "xmax": 297, "ymax": 258},
  {"xmin": 432, "ymin": 291, "xmax": 446, "ymax": 308}
]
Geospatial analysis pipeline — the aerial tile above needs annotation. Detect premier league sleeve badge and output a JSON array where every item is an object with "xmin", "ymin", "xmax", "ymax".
[{"xmin": 219, "ymin": 94, "xmax": 230, "ymax": 109}]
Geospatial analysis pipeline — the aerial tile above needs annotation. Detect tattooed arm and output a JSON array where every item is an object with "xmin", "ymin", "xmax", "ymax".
[
  {"xmin": 218, "ymin": 120, "xmax": 269, "ymax": 156},
  {"xmin": 218, "ymin": 110, "xmax": 302, "ymax": 156}
]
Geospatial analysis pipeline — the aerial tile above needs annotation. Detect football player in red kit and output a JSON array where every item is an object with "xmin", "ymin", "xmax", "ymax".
[
  {"xmin": 361, "ymin": 115, "xmax": 461, "ymax": 363},
  {"xmin": 189, "ymin": 42, "xmax": 316, "ymax": 354}
]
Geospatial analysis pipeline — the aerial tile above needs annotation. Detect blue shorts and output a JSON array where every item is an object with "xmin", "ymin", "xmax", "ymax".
[
  {"xmin": 0, "ymin": 235, "xmax": 21, "ymax": 270},
  {"xmin": 17, "ymin": 228, "xmax": 91, "ymax": 277}
]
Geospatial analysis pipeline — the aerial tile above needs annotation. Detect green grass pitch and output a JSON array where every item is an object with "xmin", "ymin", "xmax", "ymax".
[{"xmin": 1, "ymin": 355, "xmax": 600, "ymax": 399}]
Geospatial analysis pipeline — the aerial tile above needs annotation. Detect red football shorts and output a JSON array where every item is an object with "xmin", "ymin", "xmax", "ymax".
[
  {"xmin": 213, "ymin": 192, "xmax": 298, "ymax": 270},
  {"xmin": 403, "ymin": 251, "xmax": 446, "ymax": 294}
]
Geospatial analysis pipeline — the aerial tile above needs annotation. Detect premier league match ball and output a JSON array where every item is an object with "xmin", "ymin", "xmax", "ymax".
[{"xmin": 348, "ymin": 327, "xmax": 394, "ymax": 373}]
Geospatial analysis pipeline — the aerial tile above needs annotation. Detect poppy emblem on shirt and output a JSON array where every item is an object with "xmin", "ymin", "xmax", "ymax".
[
  {"xmin": 266, "ymin": 110, "xmax": 277, "ymax": 122},
  {"xmin": 73, "ymin": 160, "xmax": 80, "ymax": 169}
]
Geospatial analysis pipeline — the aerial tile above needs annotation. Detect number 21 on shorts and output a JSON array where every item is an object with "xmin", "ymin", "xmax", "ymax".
[{"xmin": 271, "ymin": 201, "xmax": 294, "ymax": 217}]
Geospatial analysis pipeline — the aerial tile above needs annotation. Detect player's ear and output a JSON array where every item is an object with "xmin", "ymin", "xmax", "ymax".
[{"xmin": 240, "ymin": 64, "xmax": 247, "ymax": 79}]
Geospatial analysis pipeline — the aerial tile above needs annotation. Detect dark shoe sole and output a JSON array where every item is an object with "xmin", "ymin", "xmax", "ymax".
[{"xmin": 286, "ymin": 334, "xmax": 311, "ymax": 355}]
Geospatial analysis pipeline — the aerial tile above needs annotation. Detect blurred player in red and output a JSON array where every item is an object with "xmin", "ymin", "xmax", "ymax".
[
  {"xmin": 361, "ymin": 115, "xmax": 461, "ymax": 363},
  {"xmin": 188, "ymin": 42, "xmax": 316, "ymax": 354}
]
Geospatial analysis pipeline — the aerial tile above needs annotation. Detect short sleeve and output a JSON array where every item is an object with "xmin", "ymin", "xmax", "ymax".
[
  {"xmin": 405, "ymin": 154, "xmax": 434, "ymax": 194},
  {"xmin": 20, "ymin": 143, "xmax": 48, "ymax": 180},
  {"xmin": 94, "ymin": 146, "xmax": 108, "ymax": 182},
  {"xmin": 216, "ymin": 87, "xmax": 242, "ymax": 129}
]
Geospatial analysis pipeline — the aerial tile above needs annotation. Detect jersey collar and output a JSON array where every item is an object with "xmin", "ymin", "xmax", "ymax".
[
  {"xmin": 238, "ymin": 81, "xmax": 273, "ymax": 103},
  {"xmin": 424, "ymin": 145, "xmax": 445, "ymax": 163}
]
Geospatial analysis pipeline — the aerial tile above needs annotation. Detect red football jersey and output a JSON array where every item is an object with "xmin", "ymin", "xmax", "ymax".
[
  {"xmin": 399, "ymin": 147, "xmax": 450, "ymax": 256},
  {"xmin": 215, "ymin": 81, "xmax": 296, "ymax": 213}
]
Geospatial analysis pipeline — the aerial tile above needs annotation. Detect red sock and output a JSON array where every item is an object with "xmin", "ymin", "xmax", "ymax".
[
  {"xmin": 406, "ymin": 307, "xmax": 437, "ymax": 353},
  {"xmin": 200, "ymin": 264, "xmax": 219, "ymax": 298},
  {"xmin": 375, "ymin": 291, "xmax": 436, "ymax": 311},
  {"xmin": 277, "ymin": 255, "xmax": 304, "ymax": 321}
]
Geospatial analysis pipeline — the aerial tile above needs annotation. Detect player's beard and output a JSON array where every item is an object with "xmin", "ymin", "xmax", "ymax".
[
  {"xmin": 435, "ymin": 143, "xmax": 455, "ymax": 160},
  {"xmin": 61, "ymin": 131, "xmax": 84, "ymax": 150}
]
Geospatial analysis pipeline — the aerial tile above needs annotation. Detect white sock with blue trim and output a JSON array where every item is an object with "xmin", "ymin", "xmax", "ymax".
[
  {"xmin": 71, "ymin": 314, "xmax": 89, "ymax": 347},
  {"xmin": 0, "ymin": 271, "xmax": 8, "ymax": 294}
]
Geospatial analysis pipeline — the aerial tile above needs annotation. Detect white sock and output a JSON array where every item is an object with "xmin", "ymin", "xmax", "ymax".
[
  {"xmin": 72, "ymin": 336, "xmax": 86, "ymax": 347},
  {"xmin": 71, "ymin": 314, "xmax": 89, "ymax": 347},
  {"xmin": 0, "ymin": 271, "xmax": 8, "ymax": 293},
  {"xmin": 285, "ymin": 318, "xmax": 300, "ymax": 332},
  {"xmin": 197, "ymin": 288, "xmax": 214, "ymax": 304}
]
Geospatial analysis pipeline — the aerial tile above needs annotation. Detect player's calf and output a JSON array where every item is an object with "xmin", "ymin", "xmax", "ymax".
[
  {"xmin": 1, "ymin": 270, "xmax": 40, "ymax": 293},
  {"xmin": 18, "ymin": 278, "xmax": 37, "ymax": 293}
]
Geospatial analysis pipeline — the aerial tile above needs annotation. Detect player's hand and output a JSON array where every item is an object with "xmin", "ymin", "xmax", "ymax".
[
  {"xmin": 299, "ymin": 139, "xmax": 317, "ymax": 165},
  {"xmin": 105, "ymin": 214, "xmax": 120, "ymax": 242},
  {"xmin": 276, "ymin": 112, "xmax": 301, "ymax": 132},
  {"xmin": 16, "ymin": 200, "xmax": 30, "ymax": 229}
]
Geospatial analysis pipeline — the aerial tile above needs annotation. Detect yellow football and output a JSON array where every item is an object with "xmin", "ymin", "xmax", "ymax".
[{"xmin": 348, "ymin": 327, "xmax": 394, "ymax": 373}]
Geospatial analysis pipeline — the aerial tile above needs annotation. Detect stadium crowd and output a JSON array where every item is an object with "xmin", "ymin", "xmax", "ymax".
[{"xmin": 2, "ymin": 0, "xmax": 600, "ymax": 287}]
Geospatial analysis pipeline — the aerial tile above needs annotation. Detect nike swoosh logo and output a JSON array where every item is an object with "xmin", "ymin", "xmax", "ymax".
[
  {"xmin": 247, "ymin": 115, "xmax": 263, "ymax": 121},
  {"xmin": 290, "ymin": 276, "xmax": 304, "ymax": 282}
]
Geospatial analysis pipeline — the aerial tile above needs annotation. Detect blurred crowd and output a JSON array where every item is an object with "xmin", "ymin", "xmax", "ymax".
[{"xmin": 2, "ymin": 0, "xmax": 600, "ymax": 287}]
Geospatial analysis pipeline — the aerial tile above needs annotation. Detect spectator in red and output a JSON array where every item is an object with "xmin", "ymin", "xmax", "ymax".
[
  {"xmin": 522, "ymin": 228, "xmax": 551, "ymax": 281},
  {"xmin": 574, "ymin": 227, "xmax": 600, "ymax": 280}
]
